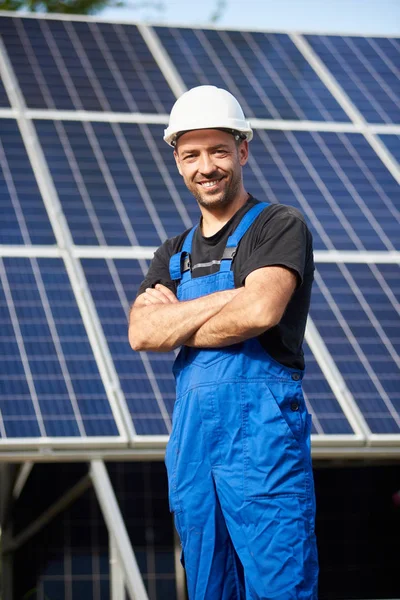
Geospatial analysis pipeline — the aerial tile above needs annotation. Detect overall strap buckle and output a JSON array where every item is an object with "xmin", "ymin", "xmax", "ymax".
[
  {"xmin": 169, "ymin": 225, "xmax": 197, "ymax": 282},
  {"xmin": 220, "ymin": 202, "xmax": 269, "ymax": 272}
]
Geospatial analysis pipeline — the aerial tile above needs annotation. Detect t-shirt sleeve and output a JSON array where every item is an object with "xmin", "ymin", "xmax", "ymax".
[
  {"xmin": 238, "ymin": 207, "xmax": 312, "ymax": 287},
  {"xmin": 136, "ymin": 242, "xmax": 177, "ymax": 297}
]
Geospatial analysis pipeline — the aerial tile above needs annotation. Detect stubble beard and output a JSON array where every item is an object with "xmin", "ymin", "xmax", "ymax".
[{"xmin": 189, "ymin": 168, "xmax": 242, "ymax": 210}]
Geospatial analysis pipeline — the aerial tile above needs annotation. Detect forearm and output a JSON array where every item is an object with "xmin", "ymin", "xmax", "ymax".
[
  {"xmin": 129, "ymin": 289, "xmax": 240, "ymax": 352},
  {"xmin": 185, "ymin": 289, "xmax": 272, "ymax": 348}
]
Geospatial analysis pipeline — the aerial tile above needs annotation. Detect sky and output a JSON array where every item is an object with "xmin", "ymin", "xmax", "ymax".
[{"xmin": 103, "ymin": 0, "xmax": 400, "ymax": 35}]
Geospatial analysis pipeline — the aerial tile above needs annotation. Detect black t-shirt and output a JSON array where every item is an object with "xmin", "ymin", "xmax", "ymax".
[{"xmin": 138, "ymin": 196, "xmax": 314, "ymax": 370}]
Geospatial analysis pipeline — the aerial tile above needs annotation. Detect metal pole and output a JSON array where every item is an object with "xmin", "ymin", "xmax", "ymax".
[
  {"xmin": 110, "ymin": 534, "xmax": 125, "ymax": 600},
  {"xmin": 90, "ymin": 460, "xmax": 149, "ymax": 600}
]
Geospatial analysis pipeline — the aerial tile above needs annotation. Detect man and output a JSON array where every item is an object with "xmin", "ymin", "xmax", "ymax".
[{"xmin": 129, "ymin": 85, "xmax": 318, "ymax": 599}]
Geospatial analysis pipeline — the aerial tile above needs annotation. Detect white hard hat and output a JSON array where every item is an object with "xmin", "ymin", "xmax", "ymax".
[{"xmin": 164, "ymin": 85, "xmax": 253, "ymax": 147}]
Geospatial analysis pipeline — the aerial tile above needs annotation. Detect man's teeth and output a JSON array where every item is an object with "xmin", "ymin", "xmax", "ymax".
[{"xmin": 201, "ymin": 180, "xmax": 219, "ymax": 187}]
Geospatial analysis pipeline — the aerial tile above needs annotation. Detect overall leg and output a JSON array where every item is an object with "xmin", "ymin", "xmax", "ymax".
[
  {"xmin": 213, "ymin": 378, "xmax": 319, "ymax": 599},
  {"xmin": 165, "ymin": 389, "xmax": 244, "ymax": 600}
]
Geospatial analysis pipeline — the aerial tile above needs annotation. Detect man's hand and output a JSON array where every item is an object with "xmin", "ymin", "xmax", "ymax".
[{"xmin": 141, "ymin": 284, "xmax": 179, "ymax": 305}]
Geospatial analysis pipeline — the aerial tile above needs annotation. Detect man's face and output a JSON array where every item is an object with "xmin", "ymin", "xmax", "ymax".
[{"xmin": 174, "ymin": 129, "xmax": 248, "ymax": 210}]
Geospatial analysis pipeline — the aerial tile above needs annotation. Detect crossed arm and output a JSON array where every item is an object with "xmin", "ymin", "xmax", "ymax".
[{"xmin": 128, "ymin": 266, "xmax": 297, "ymax": 353}]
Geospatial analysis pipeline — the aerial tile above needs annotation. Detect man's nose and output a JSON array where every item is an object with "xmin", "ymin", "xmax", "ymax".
[{"xmin": 198, "ymin": 153, "xmax": 215, "ymax": 175}]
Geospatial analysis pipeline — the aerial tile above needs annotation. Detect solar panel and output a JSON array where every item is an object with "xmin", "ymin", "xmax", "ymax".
[
  {"xmin": 306, "ymin": 35, "xmax": 400, "ymax": 124},
  {"xmin": 0, "ymin": 16, "xmax": 176, "ymax": 112},
  {"xmin": 311, "ymin": 263, "xmax": 400, "ymax": 434},
  {"xmin": 0, "ymin": 120, "xmax": 56, "ymax": 245},
  {"xmin": 0, "ymin": 256, "xmax": 121, "ymax": 440},
  {"xmin": 154, "ymin": 27, "xmax": 350, "ymax": 121}
]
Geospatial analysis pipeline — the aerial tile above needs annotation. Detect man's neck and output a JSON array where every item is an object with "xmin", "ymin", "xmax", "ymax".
[{"xmin": 200, "ymin": 191, "xmax": 250, "ymax": 238}]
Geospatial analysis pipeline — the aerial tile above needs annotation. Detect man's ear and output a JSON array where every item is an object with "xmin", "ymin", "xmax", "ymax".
[
  {"xmin": 238, "ymin": 140, "xmax": 249, "ymax": 167},
  {"xmin": 174, "ymin": 150, "xmax": 183, "ymax": 176}
]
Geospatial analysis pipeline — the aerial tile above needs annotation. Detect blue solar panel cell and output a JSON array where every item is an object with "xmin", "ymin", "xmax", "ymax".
[
  {"xmin": 0, "ymin": 120, "xmax": 55, "ymax": 245},
  {"xmin": 0, "ymin": 16, "xmax": 175, "ymax": 113},
  {"xmin": 0, "ymin": 76, "xmax": 10, "ymax": 107},
  {"xmin": 311, "ymin": 263, "xmax": 400, "ymax": 434},
  {"xmin": 306, "ymin": 35, "xmax": 400, "ymax": 124},
  {"xmin": 0, "ymin": 257, "xmax": 120, "ymax": 439},
  {"xmin": 379, "ymin": 135, "xmax": 400, "ymax": 164},
  {"xmin": 81, "ymin": 258, "xmax": 174, "ymax": 436},
  {"xmin": 154, "ymin": 27, "xmax": 349, "ymax": 121}
]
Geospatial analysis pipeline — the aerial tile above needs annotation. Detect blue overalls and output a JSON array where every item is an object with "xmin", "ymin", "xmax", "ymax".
[{"xmin": 166, "ymin": 203, "xmax": 318, "ymax": 599}]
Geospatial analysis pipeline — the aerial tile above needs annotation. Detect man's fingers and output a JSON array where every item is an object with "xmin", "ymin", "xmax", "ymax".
[
  {"xmin": 154, "ymin": 284, "xmax": 179, "ymax": 303},
  {"xmin": 144, "ymin": 288, "xmax": 171, "ymax": 304}
]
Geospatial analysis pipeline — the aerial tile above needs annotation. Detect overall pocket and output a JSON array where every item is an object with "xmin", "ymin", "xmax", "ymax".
[{"xmin": 240, "ymin": 380, "xmax": 309, "ymax": 498}]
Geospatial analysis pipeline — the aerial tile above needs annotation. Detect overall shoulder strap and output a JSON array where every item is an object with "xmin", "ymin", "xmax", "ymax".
[
  {"xmin": 169, "ymin": 225, "xmax": 197, "ymax": 282},
  {"xmin": 219, "ymin": 202, "xmax": 269, "ymax": 272}
]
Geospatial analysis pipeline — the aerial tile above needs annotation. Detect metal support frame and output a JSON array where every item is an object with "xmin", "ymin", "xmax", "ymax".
[
  {"xmin": 90, "ymin": 460, "xmax": 149, "ymax": 600},
  {"xmin": 3, "ymin": 474, "xmax": 91, "ymax": 554},
  {"xmin": 110, "ymin": 534, "xmax": 126, "ymax": 600},
  {"xmin": 12, "ymin": 462, "xmax": 33, "ymax": 500},
  {"xmin": 173, "ymin": 522, "xmax": 187, "ymax": 600}
]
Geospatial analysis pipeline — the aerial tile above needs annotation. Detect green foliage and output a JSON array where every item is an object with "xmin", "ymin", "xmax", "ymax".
[
  {"xmin": 0, "ymin": 0, "xmax": 165, "ymax": 15},
  {"xmin": 209, "ymin": 0, "xmax": 226, "ymax": 23},
  {"xmin": 0, "ymin": 0, "xmax": 120, "ymax": 13}
]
